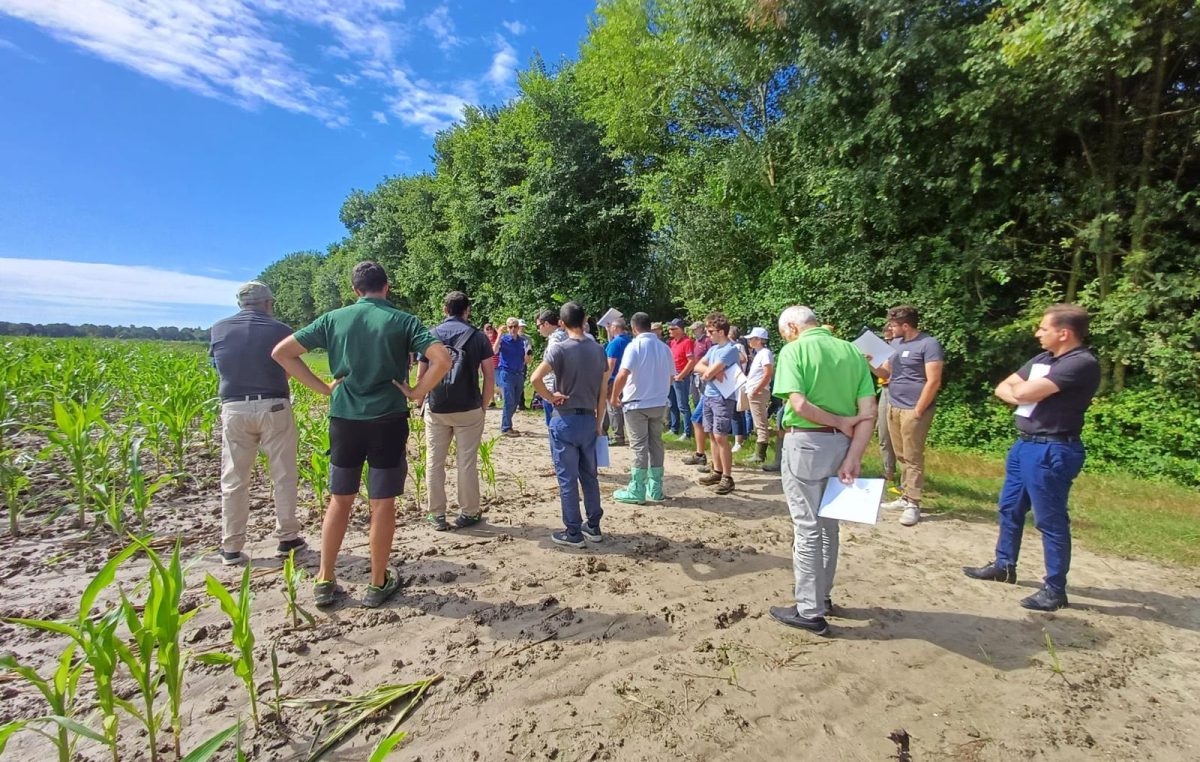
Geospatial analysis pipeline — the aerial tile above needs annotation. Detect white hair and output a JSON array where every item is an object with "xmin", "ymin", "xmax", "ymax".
[{"xmin": 778, "ymin": 305, "xmax": 818, "ymax": 332}]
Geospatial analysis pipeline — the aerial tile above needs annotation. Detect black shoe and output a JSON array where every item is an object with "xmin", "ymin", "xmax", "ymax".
[
  {"xmin": 551, "ymin": 530, "xmax": 586, "ymax": 549},
  {"xmin": 769, "ymin": 606, "xmax": 829, "ymax": 635},
  {"xmin": 962, "ymin": 561, "xmax": 1017, "ymax": 584},
  {"xmin": 1020, "ymin": 587, "xmax": 1069, "ymax": 611},
  {"xmin": 276, "ymin": 538, "xmax": 307, "ymax": 557},
  {"xmin": 219, "ymin": 549, "xmax": 249, "ymax": 566}
]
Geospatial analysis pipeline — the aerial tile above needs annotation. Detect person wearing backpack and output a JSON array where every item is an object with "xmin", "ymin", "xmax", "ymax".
[{"xmin": 415, "ymin": 291, "xmax": 495, "ymax": 531}]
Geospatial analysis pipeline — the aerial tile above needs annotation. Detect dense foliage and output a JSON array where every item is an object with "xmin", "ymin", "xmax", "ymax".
[{"xmin": 258, "ymin": 0, "xmax": 1199, "ymax": 483}]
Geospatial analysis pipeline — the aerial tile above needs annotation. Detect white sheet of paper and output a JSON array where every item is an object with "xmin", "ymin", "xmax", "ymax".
[
  {"xmin": 1014, "ymin": 363, "xmax": 1052, "ymax": 418},
  {"xmin": 597, "ymin": 308, "xmax": 623, "ymax": 328},
  {"xmin": 709, "ymin": 364, "xmax": 747, "ymax": 400},
  {"xmin": 817, "ymin": 478, "xmax": 885, "ymax": 524},
  {"xmin": 852, "ymin": 330, "xmax": 895, "ymax": 369},
  {"xmin": 594, "ymin": 435, "xmax": 610, "ymax": 468}
]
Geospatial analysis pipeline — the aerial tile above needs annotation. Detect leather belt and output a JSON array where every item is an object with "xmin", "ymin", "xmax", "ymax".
[
  {"xmin": 222, "ymin": 394, "xmax": 287, "ymax": 402},
  {"xmin": 552, "ymin": 407, "xmax": 595, "ymax": 417},
  {"xmin": 1018, "ymin": 432, "xmax": 1080, "ymax": 444},
  {"xmin": 784, "ymin": 426, "xmax": 840, "ymax": 434}
]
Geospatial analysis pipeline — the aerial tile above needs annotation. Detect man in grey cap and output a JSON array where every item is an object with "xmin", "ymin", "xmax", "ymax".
[{"xmin": 208, "ymin": 281, "xmax": 305, "ymax": 565}]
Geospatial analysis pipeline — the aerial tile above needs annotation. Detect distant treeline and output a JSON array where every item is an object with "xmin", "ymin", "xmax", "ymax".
[{"xmin": 0, "ymin": 322, "xmax": 210, "ymax": 342}]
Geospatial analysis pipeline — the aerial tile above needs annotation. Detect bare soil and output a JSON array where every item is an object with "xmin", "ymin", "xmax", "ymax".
[{"xmin": 2, "ymin": 408, "xmax": 1198, "ymax": 761}]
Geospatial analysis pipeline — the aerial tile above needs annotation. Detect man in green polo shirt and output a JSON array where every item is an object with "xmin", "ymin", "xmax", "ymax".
[
  {"xmin": 768, "ymin": 305, "xmax": 876, "ymax": 635},
  {"xmin": 272, "ymin": 261, "xmax": 451, "ymax": 608}
]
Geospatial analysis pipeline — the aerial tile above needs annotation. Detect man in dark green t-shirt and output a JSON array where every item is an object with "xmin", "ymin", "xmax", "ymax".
[
  {"xmin": 273, "ymin": 262, "xmax": 451, "ymax": 608},
  {"xmin": 768, "ymin": 305, "xmax": 876, "ymax": 636}
]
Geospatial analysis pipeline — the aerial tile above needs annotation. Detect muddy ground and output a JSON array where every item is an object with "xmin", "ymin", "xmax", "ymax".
[{"xmin": 2, "ymin": 406, "xmax": 1198, "ymax": 761}]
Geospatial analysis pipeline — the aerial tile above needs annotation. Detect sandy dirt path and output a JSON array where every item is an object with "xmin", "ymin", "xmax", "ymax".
[{"xmin": 2, "ymin": 407, "xmax": 1198, "ymax": 761}]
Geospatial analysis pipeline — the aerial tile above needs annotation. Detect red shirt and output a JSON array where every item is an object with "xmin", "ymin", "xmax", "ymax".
[
  {"xmin": 691, "ymin": 335, "xmax": 711, "ymax": 362},
  {"xmin": 669, "ymin": 336, "xmax": 695, "ymax": 373}
]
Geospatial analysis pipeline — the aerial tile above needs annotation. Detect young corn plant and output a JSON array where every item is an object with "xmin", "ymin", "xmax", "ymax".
[
  {"xmin": 117, "ymin": 539, "xmax": 198, "ymax": 761},
  {"xmin": 478, "ymin": 435, "xmax": 499, "ymax": 498},
  {"xmin": 295, "ymin": 411, "xmax": 331, "ymax": 514},
  {"xmin": 40, "ymin": 398, "xmax": 108, "ymax": 527},
  {"xmin": 0, "ymin": 543, "xmax": 139, "ymax": 762},
  {"xmin": 1, "ymin": 449, "xmax": 31, "ymax": 537},
  {"xmin": 127, "ymin": 438, "xmax": 171, "ymax": 533},
  {"xmin": 145, "ymin": 374, "xmax": 213, "ymax": 481},
  {"xmin": 282, "ymin": 549, "xmax": 317, "ymax": 629},
  {"xmin": 200, "ymin": 566, "xmax": 261, "ymax": 727}
]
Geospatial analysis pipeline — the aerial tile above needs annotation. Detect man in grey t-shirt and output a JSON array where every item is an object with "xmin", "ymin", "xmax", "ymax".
[
  {"xmin": 871, "ymin": 304, "xmax": 944, "ymax": 526},
  {"xmin": 531, "ymin": 302, "xmax": 609, "ymax": 549},
  {"xmin": 209, "ymin": 281, "xmax": 305, "ymax": 565}
]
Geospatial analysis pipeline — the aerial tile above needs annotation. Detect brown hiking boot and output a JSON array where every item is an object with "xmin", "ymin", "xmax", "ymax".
[
  {"xmin": 714, "ymin": 475, "xmax": 735, "ymax": 494},
  {"xmin": 698, "ymin": 471, "xmax": 722, "ymax": 486}
]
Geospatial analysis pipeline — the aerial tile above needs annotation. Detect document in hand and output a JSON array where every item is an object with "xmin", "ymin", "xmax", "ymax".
[
  {"xmin": 595, "ymin": 435, "xmax": 611, "ymax": 468},
  {"xmin": 710, "ymin": 365, "xmax": 747, "ymax": 400},
  {"xmin": 1014, "ymin": 363, "xmax": 1052, "ymax": 418},
  {"xmin": 597, "ymin": 308, "xmax": 624, "ymax": 328},
  {"xmin": 852, "ymin": 330, "xmax": 895, "ymax": 369},
  {"xmin": 817, "ymin": 478, "xmax": 885, "ymax": 524}
]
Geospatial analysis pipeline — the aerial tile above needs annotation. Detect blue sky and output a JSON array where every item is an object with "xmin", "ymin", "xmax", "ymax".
[{"xmin": 0, "ymin": 0, "xmax": 597, "ymax": 328}]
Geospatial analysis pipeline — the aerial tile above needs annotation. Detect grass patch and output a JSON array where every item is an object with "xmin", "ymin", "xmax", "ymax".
[{"xmin": 665, "ymin": 426, "xmax": 1200, "ymax": 568}]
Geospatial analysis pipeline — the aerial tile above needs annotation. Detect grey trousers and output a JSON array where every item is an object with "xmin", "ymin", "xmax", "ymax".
[
  {"xmin": 624, "ymin": 406, "xmax": 666, "ymax": 469},
  {"xmin": 605, "ymin": 400, "xmax": 626, "ymax": 440},
  {"xmin": 781, "ymin": 431, "xmax": 850, "ymax": 619},
  {"xmin": 877, "ymin": 386, "xmax": 896, "ymax": 480}
]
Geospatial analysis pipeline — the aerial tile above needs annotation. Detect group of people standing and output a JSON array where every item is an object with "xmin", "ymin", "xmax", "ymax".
[{"xmin": 209, "ymin": 260, "xmax": 1100, "ymax": 630}]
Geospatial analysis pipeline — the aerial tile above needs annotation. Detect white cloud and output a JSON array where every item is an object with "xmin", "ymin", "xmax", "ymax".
[
  {"xmin": 0, "ymin": 0, "xmax": 523, "ymax": 133},
  {"xmin": 0, "ymin": 257, "xmax": 247, "ymax": 328},
  {"xmin": 394, "ymin": 149, "xmax": 410, "ymax": 165},
  {"xmin": 501, "ymin": 20, "xmax": 526, "ymax": 36},
  {"xmin": 384, "ymin": 68, "xmax": 469, "ymax": 135},
  {"xmin": 421, "ymin": 4, "xmax": 460, "ymax": 52},
  {"xmin": 485, "ymin": 35, "xmax": 518, "ymax": 90},
  {"xmin": 371, "ymin": 110, "xmax": 388, "ymax": 124}
]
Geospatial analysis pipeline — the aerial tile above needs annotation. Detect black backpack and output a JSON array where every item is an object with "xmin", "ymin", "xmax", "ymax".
[{"xmin": 429, "ymin": 326, "xmax": 480, "ymax": 410}]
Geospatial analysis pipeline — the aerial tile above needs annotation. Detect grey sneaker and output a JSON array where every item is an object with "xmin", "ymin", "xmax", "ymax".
[
  {"xmin": 362, "ymin": 566, "xmax": 402, "ymax": 608},
  {"xmin": 313, "ymin": 579, "xmax": 340, "ymax": 607},
  {"xmin": 220, "ymin": 550, "xmax": 249, "ymax": 566},
  {"xmin": 580, "ymin": 523, "xmax": 603, "ymax": 543}
]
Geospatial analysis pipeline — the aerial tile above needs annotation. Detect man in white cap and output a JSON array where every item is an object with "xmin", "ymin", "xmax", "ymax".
[
  {"xmin": 745, "ymin": 327, "xmax": 775, "ymax": 463},
  {"xmin": 208, "ymin": 281, "xmax": 305, "ymax": 566}
]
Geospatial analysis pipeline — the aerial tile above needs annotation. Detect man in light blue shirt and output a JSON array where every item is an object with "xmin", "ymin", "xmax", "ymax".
[
  {"xmin": 695, "ymin": 312, "xmax": 744, "ymax": 495},
  {"xmin": 609, "ymin": 312, "xmax": 674, "ymax": 504}
]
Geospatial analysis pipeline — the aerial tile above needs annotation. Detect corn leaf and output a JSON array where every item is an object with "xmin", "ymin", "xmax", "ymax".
[
  {"xmin": 180, "ymin": 722, "xmax": 240, "ymax": 762},
  {"xmin": 368, "ymin": 732, "xmax": 408, "ymax": 761}
]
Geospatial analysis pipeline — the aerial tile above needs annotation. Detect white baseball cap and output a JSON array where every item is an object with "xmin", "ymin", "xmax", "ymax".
[{"xmin": 748, "ymin": 327, "xmax": 769, "ymax": 340}]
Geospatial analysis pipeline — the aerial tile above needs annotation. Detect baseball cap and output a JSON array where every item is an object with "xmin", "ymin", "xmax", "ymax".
[
  {"xmin": 748, "ymin": 327, "xmax": 769, "ymax": 340},
  {"xmin": 518, "ymin": 319, "xmax": 527, "ymax": 327},
  {"xmin": 668, "ymin": 318, "xmax": 686, "ymax": 329},
  {"xmin": 237, "ymin": 281, "xmax": 273, "ymax": 306},
  {"xmin": 689, "ymin": 321, "xmax": 704, "ymax": 332}
]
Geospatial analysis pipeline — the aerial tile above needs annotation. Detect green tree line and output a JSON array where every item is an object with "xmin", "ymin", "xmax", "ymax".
[
  {"xmin": 0, "ymin": 322, "xmax": 210, "ymax": 342},
  {"xmin": 259, "ymin": 0, "xmax": 1199, "ymax": 484}
]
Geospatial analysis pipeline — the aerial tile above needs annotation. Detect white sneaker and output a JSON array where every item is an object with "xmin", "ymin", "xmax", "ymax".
[
  {"xmin": 899, "ymin": 505, "xmax": 921, "ymax": 526},
  {"xmin": 731, "ymin": 441, "xmax": 743, "ymax": 453},
  {"xmin": 881, "ymin": 497, "xmax": 910, "ymax": 511}
]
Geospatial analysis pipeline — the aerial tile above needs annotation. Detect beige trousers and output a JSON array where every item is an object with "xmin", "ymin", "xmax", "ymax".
[
  {"xmin": 425, "ymin": 406, "xmax": 486, "ymax": 518},
  {"xmin": 748, "ymin": 386, "xmax": 772, "ymax": 444},
  {"xmin": 220, "ymin": 398, "xmax": 300, "ymax": 553},
  {"xmin": 886, "ymin": 404, "xmax": 936, "ymax": 504}
]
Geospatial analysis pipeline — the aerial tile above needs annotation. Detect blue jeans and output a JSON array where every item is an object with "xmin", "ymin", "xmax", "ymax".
[
  {"xmin": 497, "ymin": 368, "xmax": 522, "ymax": 432},
  {"xmin": 994, "ymin": 438, "xmax": 1085, "ymax": 594},
  {"xmin": 670, "ymin": 379, "xmax": 692, "ymax": 436},
  {"xmin": 548, "ymin": 413, "xmax": 603, "ymax": 536}
]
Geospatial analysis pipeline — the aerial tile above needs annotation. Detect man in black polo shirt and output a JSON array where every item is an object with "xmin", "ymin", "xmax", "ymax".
[
  {"xmin": 963, "ymin": 304, "xmax": 1100, "ymax": 611},
  {"xmin": 208, "ymin": 281, "xmax": 305, "ymax": 566},
  {"xmin": 416, "ymin": 291, "xmax": 495, "ymax": 531}
]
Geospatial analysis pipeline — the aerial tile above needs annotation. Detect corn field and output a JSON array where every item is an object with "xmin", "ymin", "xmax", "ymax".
[{"xmin": 0, "ymin": 338, "xmax": 438, "ymax": 759}]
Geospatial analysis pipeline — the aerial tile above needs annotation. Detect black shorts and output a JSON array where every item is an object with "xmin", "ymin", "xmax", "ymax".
[{"xmin": 328, "ymin": 414, "xmax": 408, "ymax": 499}]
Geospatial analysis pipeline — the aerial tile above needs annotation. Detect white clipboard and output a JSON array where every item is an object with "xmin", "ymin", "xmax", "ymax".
[
  {"xmin": 597, "ymin": 308, "xmax": 623, "ymax": 328},
  {"xmin": 852, "ymin": 330, "xmax": 894, "ymax": 369},
  {"xmin": 817, "ymin": 478, "xmax": 885, "ymax": 524},
  {"xmin": 709, "ymin": 365, "xmax": 746, "ymax": 400}
]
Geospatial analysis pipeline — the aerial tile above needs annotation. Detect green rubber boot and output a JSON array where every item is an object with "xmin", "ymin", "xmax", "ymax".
[
  {"xmin": 614, "ymin": 467, "xmax": 648, "ymax": 505},
  {"xmin": 645, "ymin": 467, "xmax": 666, "ymax": 503}
]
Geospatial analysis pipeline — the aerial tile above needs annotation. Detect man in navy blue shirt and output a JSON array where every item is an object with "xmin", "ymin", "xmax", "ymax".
[
  {"xmin": 492, "ymin": 317, "xmax": 527, "ymax": 436},
  {"xmin": 963, "ymin": 304, "xmax": 1100, "ymax": 611}
]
